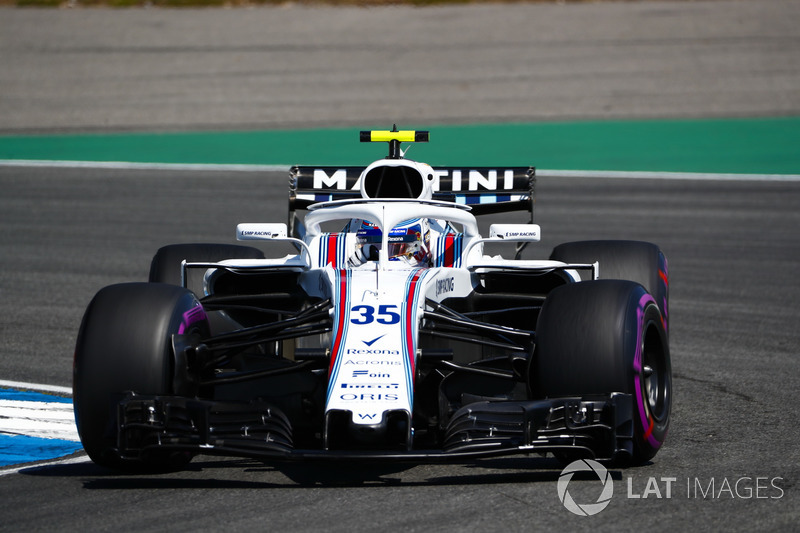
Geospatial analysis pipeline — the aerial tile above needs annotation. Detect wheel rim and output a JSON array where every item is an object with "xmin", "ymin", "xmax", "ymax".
[{"xmin": 642, "ymin": 322, "xmax": 670, "ymax": 422}]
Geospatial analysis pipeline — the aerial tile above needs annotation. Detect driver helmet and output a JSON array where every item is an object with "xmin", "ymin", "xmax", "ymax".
[{"xmin": 354, "ymin": 218, "xmax": 431, "ymax": 266}]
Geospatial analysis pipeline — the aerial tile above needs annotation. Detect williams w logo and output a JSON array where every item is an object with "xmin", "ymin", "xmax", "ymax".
[{"xmin": 557, "ymin": 459, "xmax": 614, "ymax": 516}]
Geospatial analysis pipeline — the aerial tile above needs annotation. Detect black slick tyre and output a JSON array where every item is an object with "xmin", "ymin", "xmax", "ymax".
[
  {"xmin": 73, "ymin": 282, "xmax": 210, "ymax": 471},
  {"xmin": 533, "ymin": 280, "xmax": 671, "ymax": 464},
  {"xmin": 149, "ymin": 243, "xmax": 265, "ymax": 294},
  {"xmin": 550, "ymin": 240, "xmax": 669, "ymax": 332}
]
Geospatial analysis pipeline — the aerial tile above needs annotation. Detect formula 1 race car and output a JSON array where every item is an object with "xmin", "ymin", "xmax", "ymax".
[{"xmin": 73, "ymin": 128, "xmax": 671, "ymax": 472}]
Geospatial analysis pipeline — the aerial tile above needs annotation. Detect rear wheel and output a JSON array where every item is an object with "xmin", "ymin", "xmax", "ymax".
[
  {"xmin": 550, "ymin": 240, "xmax": 669, "ymax": 331},
  {"xmin": 149, "ymin": 243, "xmax": 265, "ymax": 334},
  {"xmin": 73, "ymin": 282, "xmax": 209, "ymax": 471},
  {"xmin": 149, "ymin": 243, "xmax": 265, "ymax": 294},
  {"xmin": 533, "ymin": 280, "xmax": 671, "ymax": 463}
]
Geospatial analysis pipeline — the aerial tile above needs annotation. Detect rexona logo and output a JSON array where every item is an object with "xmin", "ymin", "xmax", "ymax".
[
  {"xmin": 557, "ymin": 459, "xmax": 614, "ymax": 516},
  {"xmin": 345, "ymin": 348, "xmax": 400, "ymax": 355}
]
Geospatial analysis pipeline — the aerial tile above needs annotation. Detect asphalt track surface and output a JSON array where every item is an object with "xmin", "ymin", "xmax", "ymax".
[
  {"xmin": 1, "ymin": 0, "xmax": 799, "ymax": 132},
  {"xmin": 1, "ymin": 0, "xmax": 800, "ymax": 531},
  {"xmin": 2, "ymin": 165, "xmax": 799, "ymax": 531}
]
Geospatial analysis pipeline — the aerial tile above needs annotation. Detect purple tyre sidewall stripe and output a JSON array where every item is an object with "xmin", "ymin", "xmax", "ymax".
[
  {"xmin": 633, "ymin": 292, "xmax": 663, "ymax": 449},
  {"xmin": 178, "ymin": 304, "xmax": 208, "ymax": 335}
]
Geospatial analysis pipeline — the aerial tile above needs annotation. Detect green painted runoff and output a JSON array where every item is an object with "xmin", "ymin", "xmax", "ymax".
[{"xmin": 1, "ymin": 117, "xmax": 798, "ymax": 174}]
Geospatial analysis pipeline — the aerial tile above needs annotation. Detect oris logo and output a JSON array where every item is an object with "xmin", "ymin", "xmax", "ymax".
[{"xmin": 339, "ymin": 393, "xmax": 399, "ymax": 401}]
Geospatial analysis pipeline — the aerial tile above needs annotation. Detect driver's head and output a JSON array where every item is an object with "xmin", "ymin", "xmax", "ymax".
[{"xmin": 355, "ymin": 218, "xmax": 431, "ymax": 266}]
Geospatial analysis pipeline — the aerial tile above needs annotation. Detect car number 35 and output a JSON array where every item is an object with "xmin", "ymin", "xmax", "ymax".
[{"xmin": 350, "ymin": 305, "xmax": 401, "ymax": 325}]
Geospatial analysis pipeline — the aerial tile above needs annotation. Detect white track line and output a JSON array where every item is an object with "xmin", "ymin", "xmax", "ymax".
[
  {"xmin": 1, "ymin": 159, "xmax": 799, "ymax": 181},
  {"xmin": 0, "ymin": 159, "xmax": 288, "ymax": 172},
  {"xmin": 0, "ymin": 454, "xmax": 90, "ymax": 478},
  {"xmin": 535, "ymin": 169, "xmax": 800, "ymax": 181},
  {"xmin": 0, "ymin": 380, "xmax": 72, "ymax": 395}
]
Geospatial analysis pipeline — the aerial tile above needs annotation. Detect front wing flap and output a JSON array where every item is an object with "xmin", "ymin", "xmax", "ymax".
[{"xmin": 113, "ymin": 392, "xmax": 634, "ymax": 464}]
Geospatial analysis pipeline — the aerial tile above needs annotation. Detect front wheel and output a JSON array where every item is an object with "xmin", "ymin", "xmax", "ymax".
[
  {"xmin": 532, "ymin": 280, "xmax": 671, "ymax": 463},
  {"xmin": 73, "ymin": 282, "xmax": 209, "ymax": 471}
]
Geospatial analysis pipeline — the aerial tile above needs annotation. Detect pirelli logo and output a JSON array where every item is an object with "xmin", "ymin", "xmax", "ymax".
[{"xmin": 341, "ymin": 383, "xmax": 400, "ymax": 389}]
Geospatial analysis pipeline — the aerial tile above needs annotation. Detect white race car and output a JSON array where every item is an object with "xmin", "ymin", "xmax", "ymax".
[{"xmin": 73, "ymin": 128, "xmax": 671, "ymax": 471}]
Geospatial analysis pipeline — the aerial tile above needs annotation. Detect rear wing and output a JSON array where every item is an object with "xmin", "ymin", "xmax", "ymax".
[{"xmin": 288, "ymin": 165, "xmax": 536, "ymax": 221}]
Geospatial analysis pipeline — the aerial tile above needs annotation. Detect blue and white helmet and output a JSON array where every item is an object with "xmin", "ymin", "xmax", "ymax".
[{"xmin": 353, "ymin": 218, "xmax": 431, "ymax": 266}]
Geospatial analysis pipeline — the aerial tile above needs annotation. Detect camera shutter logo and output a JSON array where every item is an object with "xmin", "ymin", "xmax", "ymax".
[{"xmin": 557, "ymin": 459, "xmax": 614, "ymax": 516}]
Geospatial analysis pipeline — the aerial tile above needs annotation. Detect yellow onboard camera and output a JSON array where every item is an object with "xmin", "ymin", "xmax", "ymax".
[{"xmin": 360, "ymin": 126, "xmax": 429, "ymax": 158}]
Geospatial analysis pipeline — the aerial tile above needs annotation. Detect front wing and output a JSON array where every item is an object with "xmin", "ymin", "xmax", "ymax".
[{"xmin": 113, "ymin": 392, "xmax": 635, "ymax": 464}]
